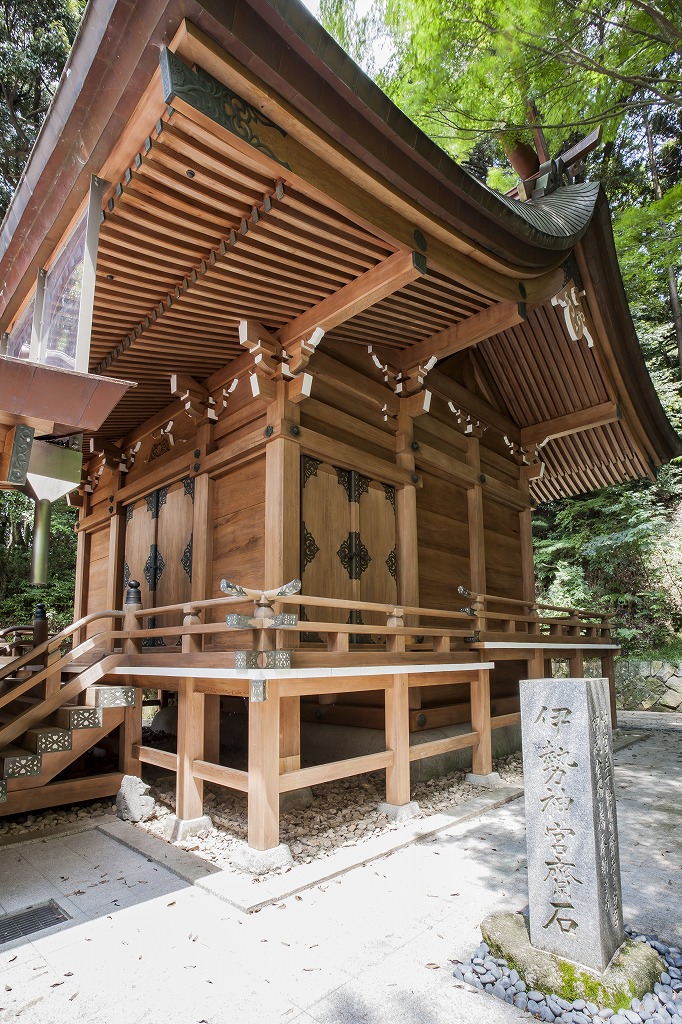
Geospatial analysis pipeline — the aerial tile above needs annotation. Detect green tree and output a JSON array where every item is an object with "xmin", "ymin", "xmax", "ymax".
[
  {"xmin": 0, "ymin": 492, "xmax": 77, "ymax": 632},
  {"xmin": 0, "ymin": 0, "xmax": 85, "ymax": 219}
]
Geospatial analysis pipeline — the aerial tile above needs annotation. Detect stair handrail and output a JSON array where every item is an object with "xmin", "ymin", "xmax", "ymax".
[
  {"xmin": 0, "ymin": 609, "xmax": 125, "ymax": 685},
  {"xmin": 0, "ymin": 648, "xmax": 124, "ymax": 750}
]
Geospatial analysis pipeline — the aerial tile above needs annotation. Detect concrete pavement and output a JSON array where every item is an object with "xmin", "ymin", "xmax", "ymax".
[{"xmin": 0, "ymin": 722, "xmax": 679, "ymax": 1024}]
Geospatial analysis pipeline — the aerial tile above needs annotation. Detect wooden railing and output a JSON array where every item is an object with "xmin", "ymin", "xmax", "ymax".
[
  {"xmin": 0, "ymin": 581, "xmax": 619, "ymax": 849},
  {"xmin": 457, "ymin": 587, "xmax": 614, "ymax": 645}
]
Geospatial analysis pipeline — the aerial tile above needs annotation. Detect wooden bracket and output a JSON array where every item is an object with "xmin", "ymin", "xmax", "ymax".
[
  {"xmin": 170, "ymin": 373, "xmax": 217, "ymax": 421},
  {"xmin": 239, "ymin": 320, "xmax": 286, "ymax": 378},
  {"xmin": 88, "ymin": 435, "xmax": 126, "ymax": 472}
]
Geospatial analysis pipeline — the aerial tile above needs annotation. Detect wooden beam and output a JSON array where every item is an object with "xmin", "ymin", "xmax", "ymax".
[
  {"xmin": 400, "ymin": 301, "xmax": 526, "ymax": 372},
  {"xmin": 520, "ymin": 401, "xmax": 620, "ymax": 447},
  {"xmin": 427, "ymin": 370, "xmax": 519, "ymax": 441},
  {"xmin": 278, "ymin": 251, "xmax": 426, "ymax": 351}
]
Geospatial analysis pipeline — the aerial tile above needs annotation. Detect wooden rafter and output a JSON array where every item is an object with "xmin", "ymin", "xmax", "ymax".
[
  {"xmin": 520, "ymin": 401, "xmax": 620, "ymax": 448},
  {"xmin": 278, "ymin": 251, "xmax": 426, "ymax": 351},
  {"xmin": 399, "ymin": 301, "xmax": 526, "ymax": 373}
]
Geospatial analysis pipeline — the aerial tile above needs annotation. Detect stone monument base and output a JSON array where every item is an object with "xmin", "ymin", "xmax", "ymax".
[{"xmin": 481, "ymin": 912, "xmax": 663, "ymax": 1009}]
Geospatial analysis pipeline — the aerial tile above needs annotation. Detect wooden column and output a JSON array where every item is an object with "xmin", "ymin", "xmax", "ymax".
[
  {"xmin": 106, "ymin": 480, "xmax": 125, "ymax": 651},
  {"xmin": 192, "ymin": 471, "xmax": 220, "ymax": 765},
  {"xmin": 602, "ymin": 650, "xmax": 617, "ymax": 727},
  {"xmin": 120, "ymin": 584, "xmax": 143, "ymax": 777},
  {"xmin": 396, "ymin": 405, "xmax": 420, "ymax": 709},
  {"xmin": 396, "ymin": 407, "xmax": 419, "ymax": 611},
  {"xmin": 176, "ymin": 615, "xmax": 205, "ymax": 820},
  {"xmin": 385, "ymin": 674, "xmax": 411, "ymax": 806},
  {"xmin": 264, "ymin": 388, "xmax": 301, "ymax": 776},
  {"xmin": 470, "ymin": 668, "xmax": 492, "ymax": 775},
  {"xmin": 466, "ymin": 434, "xmax": 486, "ymax": 595},
  {"xmin": 569, "ymin": 648, "xmax": 585, "ymax": 676},
  {"xmin": 248, "ymin": 679, "xmax": 281, "ymax": 851},
  {"xmin": 72, "ymin": 522, "xmax": 90, "ymax": 645}
]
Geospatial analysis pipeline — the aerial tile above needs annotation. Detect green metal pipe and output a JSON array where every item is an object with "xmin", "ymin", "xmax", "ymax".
[{"xmin": 31, "ymin": 499, "xmax": 52, "ymax": 586}]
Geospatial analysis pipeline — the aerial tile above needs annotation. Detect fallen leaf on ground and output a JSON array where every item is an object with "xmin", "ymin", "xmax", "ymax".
[{"xmin": 425, "ymin": 963, "xmax": 440, "ymax": 969}]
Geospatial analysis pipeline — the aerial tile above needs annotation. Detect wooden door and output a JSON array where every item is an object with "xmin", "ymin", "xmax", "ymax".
[
  {"xmin": 300, "ymin": 456, "xmax": 397, "ymax": 631},
  {"xmin": 122, "ymin": 477, "xmax": 194, "ymax": 642}
]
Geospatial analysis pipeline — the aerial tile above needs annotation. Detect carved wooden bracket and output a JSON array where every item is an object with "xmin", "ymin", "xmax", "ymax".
[
  {"xmin": 170, "ymin": 373, "xmax": 218, "ymax": 421},
  {"xmin": 551, "ymin": 282, "xmax": 594, "ymax": 348}
]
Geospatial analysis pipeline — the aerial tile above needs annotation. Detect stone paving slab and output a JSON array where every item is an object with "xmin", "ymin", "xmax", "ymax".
[{"xmin": 0, "ymin": 730, "xmax": 678, "ymax": 1024}]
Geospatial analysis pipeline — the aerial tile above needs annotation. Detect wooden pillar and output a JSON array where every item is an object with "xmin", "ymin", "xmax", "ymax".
[
  {"xmin": 385, "ymin": 674, "xmax": 411, "ymax": 805},
  {"xmin": 396, "ymin": 406, "xmax": 420, "ymax": 612},
  {"xmin": 602, "ymin": 650, "xmax": 617, "ymax": 728},
  {"xmin": 569, "ymin": 648, "xmax": 585, "ymax": 676},
  {"xmin": 176, "ymin": 678, "xmax": 205, "ymax": 821},
  {"xmin": 526, "ymin": 649, "xmax": 546, "ymax": 680},
  {"xmin": 396, "ymin": 403, "xmax": 421, "ymax": 708},
  {"xmin": 175, "ymin": 615, "xmax": 205, "ymax": 820},
  {"xmin": 120, "ymin": 582, "xmax": 143, "ymax": 777},
  {"xmin": 471, "ymin": 668, "xmax": 492, "ymax": 775},
  {"xmin": 191, "ymin": 472, "xmax": 220, "ymax": 764},
  {"xmin": 72, "ymin": 526, "xmax": 89, "ymax": 644},
  {"xmin": 264, "ymin": 393, "xmax": 301, "ymax": 776},
  {"xmin": 106, "ymin": 485, "xmax": 125, "ymax": 651},
  {"xmin": 466, "ymin": 435, "xmax": 486, "ymax": 595},
  {"xmin": 248, "ymin": 679, "xmax": 281, "ymax": 851}
]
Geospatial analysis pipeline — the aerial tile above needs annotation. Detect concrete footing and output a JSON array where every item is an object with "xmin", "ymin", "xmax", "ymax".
[
  {"xmin": 229, "ymin": 841, "xmax": 294, "ymax": 875},
  {"xmin": 163, "ymin": 814, "xmax": 213, "ymax": 843},
  {"xmin": 280, "ymin": 787, "xmax": 314, "ymax": 812},
  {"xmin": 465, "ymin": 771, "xmax": 503, "ymax": 789},
  {"xmin": 378, "ymin": 800, "xmax": 421, "ymax": 823}
]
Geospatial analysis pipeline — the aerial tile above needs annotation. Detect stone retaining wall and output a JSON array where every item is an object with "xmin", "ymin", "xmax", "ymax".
[{"xmin": 615, "ymin": 659, "xmax": 682, "ymax": 712}]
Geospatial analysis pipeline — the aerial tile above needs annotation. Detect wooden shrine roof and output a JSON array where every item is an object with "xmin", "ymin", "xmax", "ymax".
[{"xmin": 0, "ymin": 0, "xmax": 678, "ymax": 501}]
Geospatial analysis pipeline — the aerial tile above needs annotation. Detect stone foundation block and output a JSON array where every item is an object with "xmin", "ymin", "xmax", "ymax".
[
  {"xmin": 465, "ymin": 771, "xmax": 503, "ymax": 789},
  {"xmin": 229, "ymin": 841, "xmax": 293, "ymax": 875},
  {"xmin": 377, "ymin": 800, "xmax": 421, "ymax": 822},
  {"xmin": 163, "ymin": 814, "xmax": 212, "ymax": 843}
]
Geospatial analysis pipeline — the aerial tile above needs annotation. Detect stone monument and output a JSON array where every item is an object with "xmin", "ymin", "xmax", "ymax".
[{"xmin": 519, "ymin": 677, "xmax": 624, "ymax": 973}]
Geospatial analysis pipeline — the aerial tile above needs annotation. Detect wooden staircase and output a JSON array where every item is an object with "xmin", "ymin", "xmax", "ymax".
[{"xmin": 0, "ymin": 612, "xmax": 133, "ymax": 815}]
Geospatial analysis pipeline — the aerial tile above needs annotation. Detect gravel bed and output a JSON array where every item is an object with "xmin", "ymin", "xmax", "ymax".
[
  {"xmin": 130, "ymin": 751, "xmax": 523, "ymax": 877},
  {"xmin": 453, "ymin": 927, "xmax": 682, "ymax": 1023}
]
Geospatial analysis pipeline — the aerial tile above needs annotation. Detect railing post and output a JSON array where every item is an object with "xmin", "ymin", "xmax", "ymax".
[
  {"xmin": 120, "ymin": 581, "xmax": 143, "ymax": 776},
  {"xmin": 32, "ymin": 601, "xmax": 48, "ymax": 654}
]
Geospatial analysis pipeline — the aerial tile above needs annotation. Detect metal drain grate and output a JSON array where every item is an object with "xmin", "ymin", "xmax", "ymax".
[{"xmin": 0, "ymin": 901, "xmax": 70, "ymax": 944}]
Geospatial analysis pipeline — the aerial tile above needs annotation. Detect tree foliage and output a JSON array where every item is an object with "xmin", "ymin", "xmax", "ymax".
[
  {"xmin": 0, "ymin": 492, "xmax": 77, "ymax": 632},
  {"xmin": 0, "ymin": 0, "xmax": 85, "ymax": 219},
  {"xmin": 319, "ymin": 0, "xmax": 682, "ymax": 652}
]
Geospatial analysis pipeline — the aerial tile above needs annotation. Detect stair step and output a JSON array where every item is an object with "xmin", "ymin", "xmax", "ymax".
[
  {"xmin": 0, "ymin": 747, "xmax": 41, "ymax": 779},
  {"xmin": 83, "ymin": 685, "xmax": 135, "ymax": 709},
  {"xmin": 54, "ymin": 705, "xmax": 103, "ymax": 730},
  {"xmin": 21, "ymin": 728, "xmax": 72, "ymax": 754}
]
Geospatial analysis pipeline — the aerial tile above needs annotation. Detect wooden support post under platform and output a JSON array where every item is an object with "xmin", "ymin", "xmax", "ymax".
[
  {"xmin": 601, "ymin": 650, "xmax": 617, "ymax": 728},
  {"xmin": 470, "ymin": 668, "xmax": 492, "ymax": 776},
  {"xmin": 176, "ymin": 679, "xmax": 205, "ymax": 821},
  {"xmin": 396, "ymin": 405, "xmax": 420, "ymax": 706},
  {"xmin": 175, "ymin": 615, "xmax": 205, "ymax": 821},
  {"xmin": 248, "ymin": 679, "xmax": 281, "ymax": 851},
  {"xmin": 385, "ymin": 675, "xmax": 411, "ymax": 806}
]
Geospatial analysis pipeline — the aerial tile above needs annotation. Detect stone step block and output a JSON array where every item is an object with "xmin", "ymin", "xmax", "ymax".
[
  {"xmin": 0, "ymin": 747, "xmax": 41, "ymax": 779},
  {"xmin": 21, "ymin": 727, "xmax": 72, "ymax": 754},
  {"xmin": 83, "ymin": 685, "xmax": 135, "ymax": 709},
  {"xmin": 54, "ymin": 705, "xmax": 103, "ymax": 730}
]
